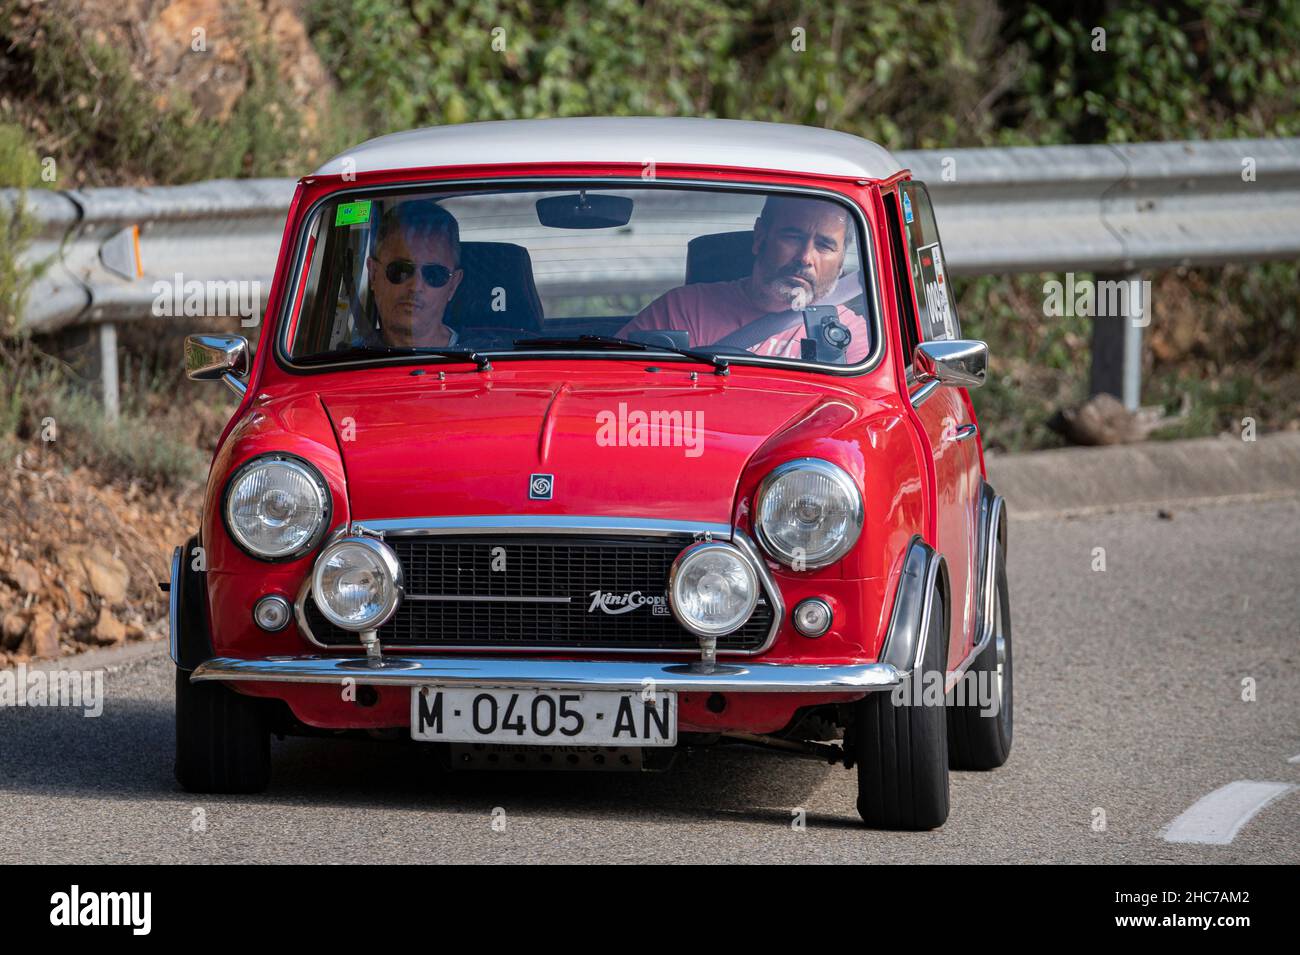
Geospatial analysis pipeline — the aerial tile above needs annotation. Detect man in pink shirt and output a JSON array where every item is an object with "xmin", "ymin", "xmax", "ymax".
[{"xmin": 620, "ymin": 195, "xmax": 869, "ymax": 363}]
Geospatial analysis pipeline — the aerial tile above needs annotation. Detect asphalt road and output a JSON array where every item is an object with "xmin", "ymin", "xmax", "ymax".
[{"xmin": 1, "ymin": 496, "xmax": 1296, "ymax": 863}]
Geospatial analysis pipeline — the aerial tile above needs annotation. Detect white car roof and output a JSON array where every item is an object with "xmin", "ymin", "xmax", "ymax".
[{"xmin": 313, "ymin": 117, "xmax": 904, "ymax": 181}]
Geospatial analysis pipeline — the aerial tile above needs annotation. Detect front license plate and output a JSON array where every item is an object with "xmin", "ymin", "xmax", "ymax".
[{"xmin": 411, "ymin": 686, "xmax": 677, "ymax": 747}]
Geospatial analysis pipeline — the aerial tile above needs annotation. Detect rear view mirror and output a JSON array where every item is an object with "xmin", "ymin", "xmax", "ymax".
[
  {"xmin": 185, "ymin": 334, "xmax": 249, "ymax": 397},
  {"xmin": 914, "ymin": 340, "xmax": 987, "ymax": 388},
  {"xmin": 536, "ymin": 192, "xmax": 633, "ymax": 229}
]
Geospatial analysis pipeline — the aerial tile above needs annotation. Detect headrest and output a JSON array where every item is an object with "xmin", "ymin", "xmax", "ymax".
[
  {"xmin": 445, "ymin": 241, "xmax": 544, "ymax": 332},
  {"xmin": 685, "ymin": 230, "xmax": 753, "ymax": 285}
]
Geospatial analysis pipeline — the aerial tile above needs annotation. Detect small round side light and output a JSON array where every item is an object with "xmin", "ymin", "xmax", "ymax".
[
  {"xmin": 253, "ymin": 594, "xmax": 292, "ymax": 632},
  {"xmin": 792, "ymin": 598, "xmax": 833, "ymax": 638}
]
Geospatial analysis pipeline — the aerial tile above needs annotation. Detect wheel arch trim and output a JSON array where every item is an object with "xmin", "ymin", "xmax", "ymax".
[
  {"xmin": 170, "ymin": 535, "xmax": 214, "ymax": 671},
  {"xmin": 948, "ymin": 482, "xmax": 1007, "ymax": 687},
  {"xmin": 879, "ymin": 535, "xmax": 949, "ymax": 676}
]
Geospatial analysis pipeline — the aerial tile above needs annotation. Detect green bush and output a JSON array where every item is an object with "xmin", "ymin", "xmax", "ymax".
[
  {"xmin": 0, "ymin": 341, "xmax": 206, "ymax": 487},
  {"xmin": 1, "ymin": 4, "xmax": 315, "ymax": 184}
]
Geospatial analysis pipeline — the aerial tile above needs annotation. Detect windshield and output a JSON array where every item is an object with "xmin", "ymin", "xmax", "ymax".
[{"xmin": 284, "ymin": 184, "xmax": 873, "ymax": 369}]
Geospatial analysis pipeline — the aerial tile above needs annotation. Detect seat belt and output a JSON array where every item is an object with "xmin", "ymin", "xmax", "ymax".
[
  {"xmin": 711, "ymin": 308, "xmax": 803, "ymax": 351},
  {"xmin": 711, "ymin": 305, "xmax": 851, "ymax": 363}
]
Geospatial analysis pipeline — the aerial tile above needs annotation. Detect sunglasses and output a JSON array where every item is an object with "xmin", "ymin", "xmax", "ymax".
[{"xmin": 383, "ymin": 259, "xmax": 455, "ymax": 288}]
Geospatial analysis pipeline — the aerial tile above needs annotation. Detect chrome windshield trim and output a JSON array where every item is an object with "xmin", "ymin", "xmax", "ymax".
[
  {"xmin": 351, "ymin": 515, "xmax": 733, "ymax": 539},
  {"xmin": 274, "ymin": 177, "xmax": 886, "ymax": 380},
  {"xmin": 292, "ymin": 517, "xmax": 784, "ymax": 656},
  {"xmin": 191, "ymin": 655, "xmax": 899, "ymax": 694}
]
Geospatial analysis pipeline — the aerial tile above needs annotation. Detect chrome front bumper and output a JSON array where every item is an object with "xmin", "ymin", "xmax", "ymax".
[{"xmin": 189, "ymin": 655, "xmax": 901, "ymax": 694}]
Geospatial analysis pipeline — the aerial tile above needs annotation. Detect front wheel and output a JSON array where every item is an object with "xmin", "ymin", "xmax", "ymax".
[
  {"xmin": 174, "ymin": 668, "xmax": 270, "ymax": 794},
  {"xmin": 853, "ymin": 590, "xmax": 950, "ymax": 830}
]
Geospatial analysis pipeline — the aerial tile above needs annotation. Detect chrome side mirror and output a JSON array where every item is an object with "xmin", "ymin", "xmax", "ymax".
[
  {"xmin": 914, "ymin": 340, "xmax": 987, "ymax": 389},
  {"xmin": 186, "ymin": 334, "xmax": 248, "ymax": 397}
]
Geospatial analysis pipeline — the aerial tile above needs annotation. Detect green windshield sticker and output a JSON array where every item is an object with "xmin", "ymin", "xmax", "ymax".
[{"xmin": 334, "ymin": 200, "xmax": 372, "ymax": 226}]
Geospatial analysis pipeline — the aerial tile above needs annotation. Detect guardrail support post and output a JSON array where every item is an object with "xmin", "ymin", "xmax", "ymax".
[
  {"xmin": 1122, "ymin": 274, "xmax": 1144, "ymax": 412},
  {"xmin": 98, "ymin": 322, "xmax": 119, "ymax": 423},
  {"xmin": 1089, "ymin": 271, "xmax": 1144, "ymax": 411}
]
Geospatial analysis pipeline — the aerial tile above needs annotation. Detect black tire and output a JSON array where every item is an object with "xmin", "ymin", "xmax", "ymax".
[
  {"xmin": 854, "ymin": 590, "xmax": 950, "ymax": 830},
  {"xmin": 175, "ymin": 667, "xmax": 270, "ymax": 794},
  {"xmin": 947, "ymin": 540, "xmax": 1013, "ymax": 770}
]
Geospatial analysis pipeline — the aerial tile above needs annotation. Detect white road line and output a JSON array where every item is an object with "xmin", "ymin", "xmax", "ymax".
[
  {"xmin": 1289, "ymin": 754, "xmax": 1300, "ymax": 764},
  {"xmin": 1163, "ymin": 781, "xmax": 1296, "ymax": 845}
]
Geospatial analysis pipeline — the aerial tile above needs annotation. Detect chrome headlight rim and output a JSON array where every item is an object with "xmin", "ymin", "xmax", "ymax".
[
  {"xmin": 222, "ymin": 453, "xmax": 333, "ymax": 562},
  {"xmin": 668, "ymin": 540, "xmax": 760, "ymax": 638},
  {"xmin": 310, "ymin": 536, "xmax": 404, "ymax": 632},
  {"xmin": 754, "ymin": 457, "xmax": 864, "ymax": 570}
]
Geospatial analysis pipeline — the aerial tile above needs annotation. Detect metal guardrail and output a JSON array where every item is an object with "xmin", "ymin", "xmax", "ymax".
[
  {"xmin": 3, "ymin": 137, "xmax": 1298, "ymax": 416},
  {"xmin": 899, "ymin": 137, "xmax": 1300, "ymax": 273},
  {"xmin": 5, "ymin": 179, "xmax": 294, "ymax": 334}
]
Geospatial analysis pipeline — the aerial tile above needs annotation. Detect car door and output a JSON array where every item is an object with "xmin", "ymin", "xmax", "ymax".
[{"xmin": 889, "ymin": 180, "xmax": 982, "ymax": 672}]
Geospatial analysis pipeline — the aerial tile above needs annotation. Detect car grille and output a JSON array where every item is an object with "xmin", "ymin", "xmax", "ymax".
[{"xmin": 304, "ymin": 535, "xmax": 772, "ymax": 651}]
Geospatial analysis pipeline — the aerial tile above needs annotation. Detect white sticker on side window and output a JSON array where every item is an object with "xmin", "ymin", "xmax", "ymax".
[{"xmin": 916, "ymin": 242, "xmax": 954, "ymax": 340}]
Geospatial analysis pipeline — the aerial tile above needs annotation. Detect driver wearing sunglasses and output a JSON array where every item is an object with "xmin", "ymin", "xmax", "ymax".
[{"xmin": 365, "ymin": 200, "xmax": 464, "ymax": 348}]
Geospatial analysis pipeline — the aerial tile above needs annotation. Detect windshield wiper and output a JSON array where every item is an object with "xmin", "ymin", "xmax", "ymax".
[
  {"xmin": 299, "ymin": 345, "xmax": 492, "ymax": 372},
  {"xmin": 512, "ymin": 335, "xmax": 729, "ymax": 375}
]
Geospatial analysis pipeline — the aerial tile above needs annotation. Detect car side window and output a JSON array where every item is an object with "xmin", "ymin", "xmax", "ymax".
[
  {"xmin": 885, "ymin": 189, "xmax": 921, "ymax": 370},
  {"xmin": 900, "ymin": 181, "xmax": 960, "ymax": 341}
]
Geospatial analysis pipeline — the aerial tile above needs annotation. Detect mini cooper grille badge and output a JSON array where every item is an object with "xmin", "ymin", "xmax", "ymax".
[{"xmin": 529, "ymin": 473, "xmax": 554, "ymax": 500}]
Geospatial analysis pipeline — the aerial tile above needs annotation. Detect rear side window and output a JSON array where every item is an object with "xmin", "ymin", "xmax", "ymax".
[{"xmin": 900, "ymin": 181, "xmax": 959, "ymax": 341}]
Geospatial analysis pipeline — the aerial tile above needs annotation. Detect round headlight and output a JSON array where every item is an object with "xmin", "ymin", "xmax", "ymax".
[
  {"xmin": 311, "ymin": 537, "xmax": 403, "ymax": 632},
  {"xmin": 669, "ymin": 542, "xmax": 759, "ymax": 637},
  {"xmin": 224, "ymin": 455, "xmax": 330, "ymax": 560},
  {"xmin": 755, "ymin": 458, "xmax": 863, "ymax": 569}
]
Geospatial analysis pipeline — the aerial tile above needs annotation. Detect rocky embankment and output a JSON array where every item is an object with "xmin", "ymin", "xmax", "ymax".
[{"xmin": 0, "ymin": 447, "xmax": 201, "ymax": 665}]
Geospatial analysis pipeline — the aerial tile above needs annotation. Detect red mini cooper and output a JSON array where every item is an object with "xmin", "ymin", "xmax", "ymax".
[{"xmin": 175, "ymin": 117, "xmax": 1012, "ymax": 830}]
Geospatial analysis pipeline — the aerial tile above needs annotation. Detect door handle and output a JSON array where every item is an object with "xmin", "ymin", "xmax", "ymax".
[{"xmin": 954, "ymin": 423, "xmax": 978, "ymax": 441}]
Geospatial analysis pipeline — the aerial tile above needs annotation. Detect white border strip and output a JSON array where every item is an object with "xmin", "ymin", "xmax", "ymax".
[{"xmin": 1163, "ymin": 780, "xmax": 1296, "ymax": 845}]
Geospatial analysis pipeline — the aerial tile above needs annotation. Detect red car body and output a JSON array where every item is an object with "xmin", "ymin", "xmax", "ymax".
[{"xmin": 173, "ymin": 118, "xmax": 1012, "ymax": 829}]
